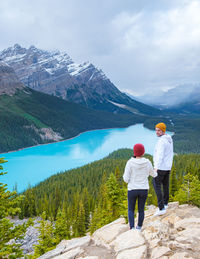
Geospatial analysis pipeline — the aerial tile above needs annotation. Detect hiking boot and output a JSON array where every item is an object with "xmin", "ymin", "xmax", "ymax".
[
  {"xmin": 154, "ymin": 208, "xmax": 166, "ymax": 216},
  {"xmin": 136, "ymin": 226, "xmax": 142, "ymax": 231}
]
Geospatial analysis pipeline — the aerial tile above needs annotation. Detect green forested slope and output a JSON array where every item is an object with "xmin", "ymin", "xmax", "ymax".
[{"xmin": 0, "ymin": 89, "xmax": 144, "ymax": 153}]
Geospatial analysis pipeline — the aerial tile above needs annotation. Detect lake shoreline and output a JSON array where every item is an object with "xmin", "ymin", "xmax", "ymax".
[
  {"xmin": 2, "ymin": 124, "xmax": 160, "ymax": 192},
  {"xmin": 1, "ymin": 123, "xmax": 144, "ymax": 155}
]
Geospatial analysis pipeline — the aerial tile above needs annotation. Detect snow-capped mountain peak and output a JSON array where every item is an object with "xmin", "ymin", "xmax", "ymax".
[{"xmin": 0, "ymin": 44, "xmax": 158, "ymax": 115}]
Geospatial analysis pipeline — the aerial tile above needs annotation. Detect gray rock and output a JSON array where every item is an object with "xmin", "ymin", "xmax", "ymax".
[
  {"xmin": 92, "ymin": 218, "xmax": 128, "ymax": 247},
  {"xmin": 116, "ymin": 245, "xmax": 147, "ymax": 259},
  {"xmin": 54, "ymin": 247, "xmax": 84, "ymax": 259},
  {"xmin": 111, "ymin": 229, "xmax": 145, "ymax": 253},
  {"xmin": 0, "ymin": 62, "xmax": 24, "ymax": 95},
  {"xmin": 38, "ymin": 236, "xmax": 90, "ymax": 259}
]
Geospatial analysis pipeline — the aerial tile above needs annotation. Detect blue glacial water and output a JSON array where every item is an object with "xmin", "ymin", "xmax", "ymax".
[{"xmin": 1, "ymin": 124, "xmax": 160, "ymax": 192}]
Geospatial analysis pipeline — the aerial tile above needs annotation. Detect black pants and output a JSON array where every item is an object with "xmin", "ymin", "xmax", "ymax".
[
  {"xmin": 128, "ymin": 189, "xmax": 148, "ymax": 229},
  {"xmin": 153, "ymin": 170, "xmax": 170, "ymax": 210}
]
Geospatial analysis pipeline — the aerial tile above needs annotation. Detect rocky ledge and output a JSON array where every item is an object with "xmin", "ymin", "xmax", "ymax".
[{"xmin": 38, "ymin": 202, "xmax": 200, "ymax": 259}]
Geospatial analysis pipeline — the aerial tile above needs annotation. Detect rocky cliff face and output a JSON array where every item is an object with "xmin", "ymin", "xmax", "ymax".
[
  {"xmin": 0, "ymin": 61, "xmax": 24, "ymax": 95},
  {"xmin": 0, "ymin": 44, "xmax": 159, "ymax": 115},
  {"xmin": 18, "ymin": 202, "xmax": 200, "ymax": 258},
  {"xmin": 0, "ymin": 44, "xmax": 126, "ymax": 111}
]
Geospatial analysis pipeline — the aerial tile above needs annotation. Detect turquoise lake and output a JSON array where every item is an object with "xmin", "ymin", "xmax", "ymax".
[{"xmin": 1, "ymin": 124, "xmax": 159, "ymax": 192}]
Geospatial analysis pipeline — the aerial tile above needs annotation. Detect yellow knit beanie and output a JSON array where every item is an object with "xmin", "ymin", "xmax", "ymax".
[{"xmin": 155, "ymin": 122, "xmax": 166, "ymax": 133}]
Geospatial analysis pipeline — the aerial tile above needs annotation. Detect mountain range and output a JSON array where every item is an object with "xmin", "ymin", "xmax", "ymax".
[{"xmin": 0, "ymin": 44, "xmax": 159, "ymax": 116}]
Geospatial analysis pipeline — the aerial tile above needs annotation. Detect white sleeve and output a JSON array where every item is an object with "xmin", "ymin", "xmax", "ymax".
[
  {"xmin": 123, "ymin": 161, "xmax": 131, "ymax": 183},
  {"xmin": 154, "ymin": 139, "xmax": 165, "ymax": 169},
  {"xmin": 148, "ymin": 160, "xmax": 157, "ymax": 177}
]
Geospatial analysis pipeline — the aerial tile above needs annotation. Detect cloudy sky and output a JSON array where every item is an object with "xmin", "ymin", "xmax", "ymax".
[{"xmin": 1, "ymin": 0, "xmax": 200, "ymax": 96}]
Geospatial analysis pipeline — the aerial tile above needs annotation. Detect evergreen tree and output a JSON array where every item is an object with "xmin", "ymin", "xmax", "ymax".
[
  {"xmin": 114, "ymin": 166, "xmax": 121, "ymax": 183},
  {"xmin": 20, "ymin": 187, "xmax": 37, "ymax": 218},
  {"xmin": 54, "ymin": 207, "xmax": 70, "ymax": 242},
  {"xmin": 0, "ymin": 158, "xmax": 32, "ymax": 258},
  {"xmin": 82, "ymin": 188, "xmax": 90, "ymax": 230},
  {"xmin": 33, "ymin": 212, "xmax": 56, "ymax": 257},
  {"xmin": 174, "ymin": 173, "xmax": 200, "ymax": 207},
  {"xmin": 76, "ymin": 201, "xmax": 86, "ymax": 237},
  {"xmin": 170, "ymin": 166, "xmax": 178, "ymax": 198},
  {"xmin": 106, "ymin": 173, "xmax": 124, "ymax": 218}
]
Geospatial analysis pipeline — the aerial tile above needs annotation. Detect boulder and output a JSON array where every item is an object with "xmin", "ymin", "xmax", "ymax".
[
  {"xmin": 38, "ymin": 236, "xmax": 90, "ymax": 259},
  {"xmin": 111, "ymin": 229, "xmax": 145, "ymax": 253},
  {"xmin": 92, "ymin": 218, "xmax": 128, "ymax": 247},
  {"xmin": 78, "ymin": 257, "xmax": 98, "ymax": 259},
  {"xmin": 54, "ymin": 247, "xmax": 84, "ymax": 259},
  {"xmin": 170, "ymin": 252, "xmax": 193, "ymax": 259},
  {"xmin": 151, "ymin": 246, "xmax": 171, "ymax": 259},
  {"xmin": 116, "ymin": 245, "xmax": 147, "ymax": 259}
]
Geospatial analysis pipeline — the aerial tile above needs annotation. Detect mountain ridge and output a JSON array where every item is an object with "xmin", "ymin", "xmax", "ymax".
[{"xmin": 0, "ymin": 44, "xmax": 160, "ymax": 116}]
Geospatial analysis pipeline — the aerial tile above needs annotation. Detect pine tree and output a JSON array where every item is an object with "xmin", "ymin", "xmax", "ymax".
[
  {"xmin": 76, "ymin": 201, "xmax": 86, "ymax": 237},
  {"xmin": 174, "ymin": 173, "xmax": 200, "ymax": 207},
  {"xmin": 54, "ymin": 207, "xmax": 70, "ymax": 242},
  {"xmin": 33, "ymin": 212, "xmax": 56, "ymax": 257},
  {"xmin": 20, "ymin": 187, "xmax": 37, "ymax": 218},
  {"xmin": 106, "ymin": 173, "xmax": 124, "ymax": 218},
  {"xmin": 0, "ymin": 158, "xmax": 32, "ymax": 258},
  {"xmin": 170, "ymin": 166, "xmax": 178, "ymax": 198},
  {"xmin": 82, "ymin": 188, "xmax": 90, "ymax": 230},
  {"xmin": 114, "ymin": 166, "xmax": 121, "ymax": 183}
]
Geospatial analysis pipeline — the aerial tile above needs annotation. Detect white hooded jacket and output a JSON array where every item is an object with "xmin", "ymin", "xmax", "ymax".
[
  {"xmin": 153, "ymin": 134, "xmax": 173, "ymax": 170},
  {"xmin": 123, "ymin": 157, "xmax": 157, "ymax": 190}
]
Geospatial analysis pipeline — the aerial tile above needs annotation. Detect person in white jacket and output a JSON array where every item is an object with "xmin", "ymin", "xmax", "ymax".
[
  {"xmin": 123, "ymin": 143, "xmax": 157, "ymax": 230},
  {"xmin": 153, "ymin": 122, "xmax": 173, "ymax": 216}
]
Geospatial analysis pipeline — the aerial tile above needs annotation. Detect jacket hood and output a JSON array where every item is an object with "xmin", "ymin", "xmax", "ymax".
[
  {"xmin": 129, "ymin": 157, "xmax": 149, "ymax": 168},
  {"xmin": 161, "ymin": 134, "xmax": 173, "ymax": 144}
]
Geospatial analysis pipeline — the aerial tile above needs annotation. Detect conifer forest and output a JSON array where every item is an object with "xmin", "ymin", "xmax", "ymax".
[{"xmin": 1, "ymin": 149, "xmax": 200, "ymax": 257}]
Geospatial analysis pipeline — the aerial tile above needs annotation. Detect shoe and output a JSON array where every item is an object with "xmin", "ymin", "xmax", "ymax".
[
  {"xmin": 164, "ymin": 204, "xmax": 168, "ymax": 209},
  {"xmin": 154, "ymin": 208, "xmax": 166, "ymax": 216},
  {"xmin": 136, "ymin": 226, "xmax": 142, "ymax": 231},
  {"xmin": 130, "ymin": 227, "xmax": 135, "ymax": 230}
]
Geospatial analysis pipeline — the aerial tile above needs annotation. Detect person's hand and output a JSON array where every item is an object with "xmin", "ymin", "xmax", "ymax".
[{"xmin": 154, "ymin": 168, "xmax": 157, "ymax": 173}]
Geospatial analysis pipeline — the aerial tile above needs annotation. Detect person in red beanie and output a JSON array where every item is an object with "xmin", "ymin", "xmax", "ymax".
[{"xmin": 123, "ymin": 143, "xmax": 157, "ymax": 230}]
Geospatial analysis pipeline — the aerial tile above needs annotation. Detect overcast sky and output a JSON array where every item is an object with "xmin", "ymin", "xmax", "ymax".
[{"xmin": 1, "ymin": 0, "xmax": 200, "ymax": 96}]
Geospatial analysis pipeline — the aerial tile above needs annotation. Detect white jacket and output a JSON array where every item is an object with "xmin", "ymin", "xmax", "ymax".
[
  {"xmin": 153, "ymin": 134, "xmax": 173, "ymax": 170},
  {"xmin": 123, "ymin": 157, "xmax": 157, "ymax": 190}
]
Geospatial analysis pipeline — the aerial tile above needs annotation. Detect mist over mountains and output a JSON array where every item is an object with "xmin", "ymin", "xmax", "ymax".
[{"xmin": 135, "ymin": 83, "xmax": 200, "ymax": 109}]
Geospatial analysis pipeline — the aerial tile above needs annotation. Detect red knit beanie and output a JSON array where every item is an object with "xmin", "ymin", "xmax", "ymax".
[{"xmin": 133, "ymin": 143, "xmax": 145, "ymax": 157}]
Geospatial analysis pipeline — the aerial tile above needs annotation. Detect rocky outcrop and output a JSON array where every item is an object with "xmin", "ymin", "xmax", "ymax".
[
  {"xmin": 24, "ymin": 125, "xmax": 63, "ymax": 142},
  {"xmin": 37, "ymin": 202, "xmax": 200, "ymax": 259},
  {"xmin": 9, "ymin": 217, "xmax": 40, "ymax": 254},
  {"xmin": 0, "ymin": 61, "xmax": 24, "ymax": 95}
]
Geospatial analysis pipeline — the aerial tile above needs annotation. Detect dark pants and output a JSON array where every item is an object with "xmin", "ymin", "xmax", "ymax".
[
  {"xmin": 128, "ymin": 189, "xmax": 148, "ymax": 229},
  {"xmin": 153, "ymin": 170, "xmax": 170, "ymax": 210}
]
